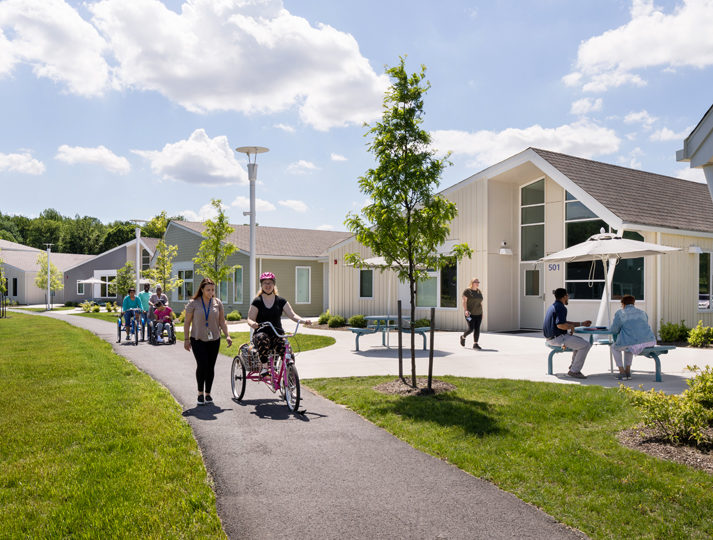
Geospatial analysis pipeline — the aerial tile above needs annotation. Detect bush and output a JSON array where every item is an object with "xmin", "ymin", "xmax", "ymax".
[
  {"xmin": 328, "ymin": 315, "xmax": 346, "ymax": 328},
  {"xmin": 659, "ymin": 320, "xmax": 690, "ymax": 342},
  {"xmin": 226, "ymin": 310, "xmax": 242, "ymax": 322},
  {"xmin": 318, "ymin": 310, "xmax": 331, "ymax": 325},
  {"xmin": 686, "ymin": 365, "xmax": 713, "ymax": 410},
  {"xmin": 64, "ymin": 301, "xmax": 76, "ymax": 307},
  {"xmin": 688, "ymin": 321, "xmax": 713, "ymax": 348},
  {"xmin": 347, "ymin": 314, "xmax": 367, "ymax": 328},
  {"xmin": 413, "ymin": 318, "xmax": 431, "ymax": 328},
  {"xmin": 80, "ymin": 300, "xmax": 94, "ymax": 313},
  {"xmin": 105, "ymin": 301, "xmax": 118, "ymax": 313},
  {"xmin": 91, "ymin": 305, "xmax": 100, "ymax": 313},
  {"xmin": 176, "ymin": 309, "xmax": 186, "ymax": 323}
]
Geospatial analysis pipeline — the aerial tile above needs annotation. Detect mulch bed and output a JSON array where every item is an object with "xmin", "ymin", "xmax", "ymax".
[
  {"xmin": 374, "ymin": 377, "xmax": 457, "ymax": 396},
  {"xmin": 617, "ymin": 427, "xmax": 713, "ymax": 474}
]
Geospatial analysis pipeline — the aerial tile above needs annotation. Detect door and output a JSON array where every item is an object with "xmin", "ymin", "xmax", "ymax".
[{"xmin": 520, "ymin": 266, "xmax": 544, "ymax": 329}]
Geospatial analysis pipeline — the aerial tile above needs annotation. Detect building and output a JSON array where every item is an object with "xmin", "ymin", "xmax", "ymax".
[
  {"xmin": 327, "ymin": 148, "xmax": 713, "ymax": 333},
  {"xmin": 163, "ymin": 221, "xmax": 351, "ymax": 316}
]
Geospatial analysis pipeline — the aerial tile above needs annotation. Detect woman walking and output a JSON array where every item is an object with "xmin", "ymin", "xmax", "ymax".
[
  {"xmin": 460, "ymin": 277, "xmax": 484, "ymax": 350},
  {"xmin": 184, "ymin": 277, "xmax": 233, "ymax": 406}
]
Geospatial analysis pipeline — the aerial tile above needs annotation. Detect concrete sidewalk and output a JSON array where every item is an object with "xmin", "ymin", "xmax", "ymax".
[{"xmin": 27, "ymin": 310, "xmax": 590, "ymax": 539}]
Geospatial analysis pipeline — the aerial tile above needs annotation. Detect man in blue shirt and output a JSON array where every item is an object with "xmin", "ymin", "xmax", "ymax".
[
  {"xmin": 609, "ymin": 295, "xmax": 656, "ymax": 380},
  {"xmin": 543, "ymin": 288, "xmax": 592, "ymax": 379}
]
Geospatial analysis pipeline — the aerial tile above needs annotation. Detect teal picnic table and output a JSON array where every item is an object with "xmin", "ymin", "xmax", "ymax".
[{"xmin": 349, "ymin": 315, "xmax": 411, "ymax": 351}]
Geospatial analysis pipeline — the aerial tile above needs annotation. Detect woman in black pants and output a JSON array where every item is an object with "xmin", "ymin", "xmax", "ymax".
[
  {"xmin": 460, "ymin": 277, "xmax": 484, "ymax": 350},
  {"xmin": 183, "ymin": 277, "xmax": 233, "ymax": 406}
]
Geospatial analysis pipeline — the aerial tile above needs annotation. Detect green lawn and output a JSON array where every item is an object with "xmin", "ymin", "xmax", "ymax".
[
  {"xmin": 15, "ymin": 306, "xmax": 75, "ymax": 312},
  {"xmin": 0, "ymin": 313, "xmax": 225, "ymax": 538},
  {"xmin": 72, "ymin": 311, "xmax": 121, "ymax": 323},
  {"xmin": 305, "ymin": 376, "xmax": 713, "ymax": 540}
]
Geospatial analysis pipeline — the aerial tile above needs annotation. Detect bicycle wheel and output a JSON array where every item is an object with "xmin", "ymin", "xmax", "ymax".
[
  {"xmin": 116, "ymin": 319, "xmax": 122, "ymax": 343},
  {"xmin": 284, "ymin": 363, "xmax": 300, "ymax": 412},
  {"xmin": 133, "ymin": 319, "xmax": 139, "ymax": 346},
  {"xmin": 140, "ymin": 315, "xmax": 146, "ymax": 341},
  {"xmin": 231, "ymin": 356, "xmax": 246, "ymax": 400}
]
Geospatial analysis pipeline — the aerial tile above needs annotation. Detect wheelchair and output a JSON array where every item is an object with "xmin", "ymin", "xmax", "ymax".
[{"xmin": 148, "ymin": 319, "xmax": 176, "ymax": 345}]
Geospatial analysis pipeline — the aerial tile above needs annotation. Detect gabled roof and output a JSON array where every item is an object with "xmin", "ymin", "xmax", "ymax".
[
  {"xmin": 531, "ymin": 148, "xmax": 713, "ymax": 234},
  {"xmin": 62, "ymin": 236, "xmax": 161, "ymax": 273},
  {"xmin": 173, "ymin": 221, "xmax": 351, "ymax": 258},
  {"xmin": 1, "ymin": 250, "xmax": 94, "ymax": 272},
  {"xmin": 0, "ymin": 239, "xmax": 40, "ymax": 252}
]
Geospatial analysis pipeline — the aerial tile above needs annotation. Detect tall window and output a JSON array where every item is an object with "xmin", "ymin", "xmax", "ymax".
[
  {"xmin": 100, "ymin": 275, "xmax": 115, "ymax": 298},
  {"xmin": 142, "ymin": 249, "xmax": 150, "ymax": 271},
  {"xmin": 564, "ymin": 192, "xmax": 644, "ymax": 300},
  {"xmin": 359, "ymin": 269, "xmax": 373, "ymax": 299},
  {"xmin": 77, "ymin": 281, "xmax": 84, "ymax": 295},
  {"xmin": 178, "ymin": 269, "xmax": 194, "ymax": 300},
  {"xmin": 296, "ymin": 267, "xmax": 310, "ymax": 304},
  {"xmin": 219, "ymin": 279, "xmax": 228, "ymax": 301},
  {"xmin": 12, "ymin": 277, "xmax": 17, "ymax": 296},
  {"xmin": 233, "ymin": 267, "xmax": 243, "ymax": 304},
  {"xmin": 700, "ymin": 253, "xmax": 711, "ymax": 310},
  {"xmin": 416, "ymin": 262, "xmax": 457, "ymax": 308},
  {"xmin": 520, "ymin": 179, "xmax": 545, "ymax": 261}
]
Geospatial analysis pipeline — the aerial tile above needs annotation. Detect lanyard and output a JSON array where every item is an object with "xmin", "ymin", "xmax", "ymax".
[{"xmin": 201, "ymin": 297, "xmax": 212, "ymax": 327}]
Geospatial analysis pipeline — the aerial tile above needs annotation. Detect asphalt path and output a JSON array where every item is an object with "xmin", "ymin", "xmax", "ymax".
[{"xmin": 33, "ymin": 311, "xmax": 586, "ymax": 539}]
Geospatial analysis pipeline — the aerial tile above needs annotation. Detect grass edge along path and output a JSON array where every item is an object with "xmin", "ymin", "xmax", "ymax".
[
  {"xmin": 305, "ymin": 376, "xmax": 713, "ymax": 540},
  {"xmin": 0, "ymin": 313, "xmax": 225, "ymax": 538}
]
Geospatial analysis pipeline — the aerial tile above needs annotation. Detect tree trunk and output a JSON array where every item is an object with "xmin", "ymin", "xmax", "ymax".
[{"xmin": 409, "ymin": 278, "xmax": 417, "ymax": 387}]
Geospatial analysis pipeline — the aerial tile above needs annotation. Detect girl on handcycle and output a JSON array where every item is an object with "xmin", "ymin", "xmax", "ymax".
[{"xmin": 246, "ymin": 272, "xmax": 311, "ymax": 377}]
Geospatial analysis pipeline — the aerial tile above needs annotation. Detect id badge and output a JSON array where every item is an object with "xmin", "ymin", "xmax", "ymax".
[{"xmin": 207, "ymin": 330, "xmax": 214, "ymax": 340}]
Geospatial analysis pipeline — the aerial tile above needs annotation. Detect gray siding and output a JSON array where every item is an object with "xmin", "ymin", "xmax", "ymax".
[{"xmin": 63, "ymin": 248, "xmax": 130, "ymax": 303}]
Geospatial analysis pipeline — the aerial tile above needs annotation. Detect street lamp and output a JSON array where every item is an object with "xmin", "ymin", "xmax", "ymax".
[
  {"xmin": 44, "ymin": 243, "xmax": 53, "ymax": 310},
  {"xmin": 235, "ymin": 146, "xmax": 269, "ymax": 304},
  {"xmin": 131, "ymin": 219, "xmax": 148, "ymax": 293}
]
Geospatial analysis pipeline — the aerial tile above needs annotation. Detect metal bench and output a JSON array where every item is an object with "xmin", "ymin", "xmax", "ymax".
[
  {"xmin": 638, "ymin": 345, "xmax": 676, "ymax": 382},
  {"xmin": 545, "ymin": 343, "xmax": 570, "ymax": 375},
  {"xmin": 349, "ymin": 326, "xmax": 378, "ymax": 351},
  {"xmin": 396, "ymin": 326, "xmax": 429, "ymax": 350}
]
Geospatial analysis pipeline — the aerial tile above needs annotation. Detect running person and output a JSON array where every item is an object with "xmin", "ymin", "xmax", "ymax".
[{"xmin": 246, "ymin": 272, "xmax": 311, "ymax": 377}]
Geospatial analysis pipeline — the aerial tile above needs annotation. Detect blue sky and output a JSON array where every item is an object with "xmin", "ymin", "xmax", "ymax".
[{"xmin": 1, "ymin": 0, "xmax": 711, "ymax": 231}]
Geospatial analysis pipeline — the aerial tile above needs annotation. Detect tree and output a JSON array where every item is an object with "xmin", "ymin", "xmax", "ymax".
[
  {"xmin": 34, "ymin": 252, "xmax": 64, "ymax": 303},
  {"xmin": 25, "ymin": 218, "xmax": 62, "ymax": 250},
  {"xmin": 58, "ymin": 215, "xmax": 106, "ymax": 254},
  {"xmin": 142, "ymin": 211, "xmax": 184, "ymax": 239},
  {"xmin": 0, "ymin": 215, "xmax": 23, "ymax": 243},
  {"xmin": 101, "ymin": 222, "xmax": 136, "ymax": 253},
  {"xmin": 0, "ymin": 251, "xmax": 6, "ymax": 295},
  {"xmin": 192, "ymin": 199, "xmax": 238, "ymax": 285},
  {"xmin": 111, "ymin": 261, "xmax": 136, "ymax": 298},
  {"xmin": 142, "ymin": 240, "xmax": 183, "ymax": 294},
  {"xmin": 345, "ymin": 57, "xmax": 471, "ymax": 387}
]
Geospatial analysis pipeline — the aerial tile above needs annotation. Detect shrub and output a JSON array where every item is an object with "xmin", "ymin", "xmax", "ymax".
[
  {"xmin": 688, "ymin": 321, "xmax": 713, "ymax": 348},
  {"xmin": 318, "ymin": 310, "xmax": 331, "ymax": 325},
  {"xmin": 226, "ymin": 310, "xmax": 242, "ymax": 322},
  {"xmin": 686, "ymin": 365, "xmax": 713, "ymax": 410},
  {"xmin": 328, "ymin": 315, "xmax": 346, "ymax": 328},
  {"xmin": 105, "ymin": 301, "xmax": 116, "ymax": 313},
  {"xmin": 80, "ymin": 300, "xmax": 94, "ymax": 313},
  {"xmin": 64, "ymin": 301, "xmax": 76, "ymax": 307},
  {"xmin": 91, "ymin": 305, "xmax": 100, "ymax": 313},
  {"xmin": 347, "ymin": 314, "xmax": 367, "ymax": 328},
  {"xmin": 413, "ymin": 318, "xmax": 431, "ymax": 328},
  {"xmin": 176, "ymin": 309, "xmax": 186, "ymax": 323},
  {"xmin": 659, "ymin": 320, "xmax": 690, "ymax": 342}
]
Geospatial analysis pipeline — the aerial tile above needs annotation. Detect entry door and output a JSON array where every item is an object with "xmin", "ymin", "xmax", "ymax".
[{"xmin": 520, "ymin": 266, "xmax": 544, "ymax": 329}]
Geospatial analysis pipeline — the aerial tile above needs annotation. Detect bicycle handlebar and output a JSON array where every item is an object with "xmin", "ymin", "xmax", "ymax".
[{"xmin": 257, "ymin": 321, "xmax": 300, "ymax": 338}]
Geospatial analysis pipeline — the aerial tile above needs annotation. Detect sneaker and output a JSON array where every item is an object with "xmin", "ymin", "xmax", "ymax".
[
  {"xmin": 204, "ymin": 394, "xmax": 213, "ymax": 404},
  {"xmin": 259, "ymin": 367, "xmax": 269, "ymax": 378},
  {"xmin": 473, "ymin": 343, "xmax": 482, "ymax": 350},
  {"xmin": 459, "ymin": 335, "xmax": 465, "ymax": 347},
  {"xmin": 197, "ymin": 394, "xmax": 205, "ymax": 406},
  {"xmin": 615, "ymin": 373, "xmax": 625, "ymax": 380},
  {"xmin": 156, "ymin": 335, "xmax": 163, "ymax": 343},
  {"xmin": 567, "ymin": 371, "xmax": 587, "ymax": 379}
]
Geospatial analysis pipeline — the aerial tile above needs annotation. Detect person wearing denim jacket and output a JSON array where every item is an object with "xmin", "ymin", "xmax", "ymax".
[{"xmin": 609, "ymin": 295, "xmax": 656, "ymax": 380}]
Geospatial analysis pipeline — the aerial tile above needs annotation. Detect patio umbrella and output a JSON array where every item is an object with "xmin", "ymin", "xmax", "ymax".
[{"xmin": 77, "ymin": 277, "xmax": 106, "ymax": 285}]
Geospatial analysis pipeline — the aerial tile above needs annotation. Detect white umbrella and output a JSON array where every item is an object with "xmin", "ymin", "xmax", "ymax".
[{"xmin": 77, "ymin": 277, "xmax": 106, "ymax": 285}]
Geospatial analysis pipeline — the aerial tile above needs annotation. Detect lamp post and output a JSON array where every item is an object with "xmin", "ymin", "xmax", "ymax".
[
  {"xmin": 44, "ymin": 243, "xmax": 53, "ymax": 310},
  {"xmin": 131, "ymin": 220, "xmax": 148, "ymax": 293},
  {"xmin": 235, "ymin": 146, "xmax": 269, "ymax": 305}
]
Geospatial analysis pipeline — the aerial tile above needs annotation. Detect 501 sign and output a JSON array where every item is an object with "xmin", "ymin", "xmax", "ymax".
[{"xmin": 547, "ymin": 263, "xmax": 560, "ymax": 271}]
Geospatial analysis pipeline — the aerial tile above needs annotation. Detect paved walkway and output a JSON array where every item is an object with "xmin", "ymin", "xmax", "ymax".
[{"xmin": 25, "ymin": 309, "xmax": 711, "ymax": 538}]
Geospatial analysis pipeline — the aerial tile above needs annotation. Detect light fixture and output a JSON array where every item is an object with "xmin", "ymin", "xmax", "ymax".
[
  {"xmin": 499, "ymin": 241, "xmax": 513, "ymax": 256},
  {"xmin": 688, "ymin": 245, "xmax": 703, "ymax": 254}
]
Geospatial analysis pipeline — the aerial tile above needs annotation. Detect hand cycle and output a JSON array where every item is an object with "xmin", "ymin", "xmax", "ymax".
[
  {"xmin": 116, "ymin": 308, "xmax": 142, "ymax": 345},
  {"xmin": 231, "ymin": 321, "xmax": 301, "ymax": 412}
]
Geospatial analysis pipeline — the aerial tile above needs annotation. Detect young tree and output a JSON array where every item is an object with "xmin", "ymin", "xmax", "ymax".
[
  {"xmin": 34, "ymin": 252, "xmax": 64, "ymax": 301},
  {"xmin": 142, "ymin": 240, "xmax": 183, "ymax": 294},
  {"xmin": 111, "ymin": 261, "xmax": 136, "ymax": 298},
  {"xmin": 0, "ymin": 251, "xmax": 6, "ymax": 295},
  {"xmin": 192, "ymin": 199, "xmax": 238, "ymax": 285},
  {"xmin": 345, "ymin": 57, "xmax": 471, "ymax": 387}
]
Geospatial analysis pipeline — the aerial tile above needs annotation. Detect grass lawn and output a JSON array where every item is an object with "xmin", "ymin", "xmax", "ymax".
[
  {"xmin": 305, "ymin": 376, "xmax": 713, "ymax": 539},
  {"xmin": 72, "ymin": 311, "xmax": 121, "ymax": 323},
  {"xmin": 174, "ymin": 330, "xmax": 335, "ymax": 357},
  {"xmin": 0, "ymin": 313, "xmax": 224, "ymax": 538},
  {"xmin": 15, "ymin": 306, "xmax": 75, "ymax": 312}
]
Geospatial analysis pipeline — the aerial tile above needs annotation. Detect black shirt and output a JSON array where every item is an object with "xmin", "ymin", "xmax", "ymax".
[{"xmin": 251, "ymin": 295, "xmax": 287, "ymax": 334}]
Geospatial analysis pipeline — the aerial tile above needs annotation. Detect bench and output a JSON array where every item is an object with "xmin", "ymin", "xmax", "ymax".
[
  {"xmin": 545, "ymin": 343, "xmax": 570, "ymax": 375},
  {"xmin": 349, "ymin": 326, "xmax": 378, "ymax": 351},
  {"xmin": 395, "ymin": 326, "xmax": 430, "ymax": 350},
  {"xmin": 638, "ymin": 345, "xmax": 676, "ymax": 382}
]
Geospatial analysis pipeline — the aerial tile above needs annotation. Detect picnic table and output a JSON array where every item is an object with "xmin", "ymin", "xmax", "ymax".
[{"xmin": 350, "ymin": 315, "xmax": 429, "ymax": 351}]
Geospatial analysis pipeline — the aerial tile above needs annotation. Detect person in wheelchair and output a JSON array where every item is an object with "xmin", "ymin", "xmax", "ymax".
[
  {"xmin": 152, "ymin": 300, "xmax": 174, "ymax": 343},
  {"xmin": 121, "ymin": 287, "xmax": 143, "ymax": 340},
  {"xmin": 246, "ymin": 272, "xmax": 311, "ymax": 378}
]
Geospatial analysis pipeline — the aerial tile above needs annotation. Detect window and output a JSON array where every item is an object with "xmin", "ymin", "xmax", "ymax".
[
  {"xmin": 77, "ymin": 281, "xmax": 84, "ymax": 295},
  {"xmin": 142, "ymin": 249, "xmax": 150, "ymax": 271},
  {"xmin": 296, "ymin": 267, "xmax": 310, "ymax": 304},
  {"xmin": 359, "ymin": 269, "xmax": 373, "ymax": 298},
  {"xmin": 233, "ymin": 267, "xmax": 243, "ymax": 304},
  {"xmin": 525, "ymin": 269, "xmax": 540, "ymax": 296},
  {"xmin": 520, "ymin": 179, "xmax": 544, "ymax": 261},
  {"xmin": 700, "ymin": 252, "xmax": 711, "ymax": 310},
  {"xmin": 99, "ymin": 275, "xmax": 115, "ymax": 298},
  {"xmin": 564, "ymin": 192, "xmax": 644, "ymax": 300},
  {"xmin": 12, "ymin": 277, "xmax": 17, "ymax": 296},
  {"xmin": 178, "ymin": 269, "xmax": 194, "ymax": 301},
  {"xmin": 219, "ymin": 279, "xmax": 228, "ymax": 301},
  {"xmin": 416, "ymin": 262, "xmax": 457, "ymax": 308}
]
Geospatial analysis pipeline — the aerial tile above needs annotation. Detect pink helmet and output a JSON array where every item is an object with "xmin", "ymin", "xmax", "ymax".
[{"xmin": 259, "ymin": 271, "xmax": 276, "ymax": 282}]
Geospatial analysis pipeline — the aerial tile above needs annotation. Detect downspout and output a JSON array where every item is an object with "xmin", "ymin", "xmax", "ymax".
[{"xmin": 656, "ymin": 231, "xmax": 662, "ymax": 339}]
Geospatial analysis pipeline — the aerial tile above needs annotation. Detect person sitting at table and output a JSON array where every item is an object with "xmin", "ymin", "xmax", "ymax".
[
  {"xmin": 609, "ymin": 295, "xmax": 657, "ymax": 380},
  {"xmin": 543, "ymin": 288, "xmax": 592, "ymax": 379}
]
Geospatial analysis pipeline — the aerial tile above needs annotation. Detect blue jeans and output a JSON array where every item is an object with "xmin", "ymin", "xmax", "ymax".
[{"xmin": 123, "ymin": 312, "xmax": 138, "ymax": 331}]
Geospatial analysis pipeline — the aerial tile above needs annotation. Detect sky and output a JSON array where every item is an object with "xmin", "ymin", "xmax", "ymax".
[{"xmin": 1, "ymin": 0, "xmax": 712, "ymax": 232}]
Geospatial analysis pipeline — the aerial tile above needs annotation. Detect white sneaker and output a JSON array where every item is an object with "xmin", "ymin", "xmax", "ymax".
[{"xmin": 156, "ymin": 335, "xmax": 163, "ymax": 343}]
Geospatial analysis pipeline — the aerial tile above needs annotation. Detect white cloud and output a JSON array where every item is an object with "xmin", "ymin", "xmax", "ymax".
[
  {"xmin": 132, "ymin": 129, "xmax": 247, "ymax": 185},
  {"xmin": 278, "ymin": 199, "xmax": 308, "ymax": 212},
  {"xmin": 274, "ymin": 123, "xmax": 295, "ymax": 133},
  {"xmin": 316, "ymin": 224, "xmax": 335, "ymax": 230},
  {"xmin": 330, "ymin": 153, "xmax": 347, "ymax": 161},
  {"xmin": 564, "ymin": 0, "xmax": 713, "ymax": 92},
  {"xmin": 287, "ymin": 160, "xmax": 318, "ymax": 175},
  {"xmin": 624, "ymin": 110, "xmax": 657, "ymax": 128},
  {"xmin": 180, "ymin": 200, "xmax": 229, "ymax": 222},
  {"xmin": 570, "ymin": 97, "xmax": 603, "ymax": 115},
  {"xmin": 0, "ymin": 0, "xmax": 110, "ymax": 95},
  {"xmin": 675, "ymin": 166, "xmax": 707, "ymax": 183},
  {"xmin": 55, "ymin": 144, "xmax": 130, "ymax": 174},
  {"xmin": 0, "ymin": 151, "xmax": 45, "ymax": 174},
  {"xmin": 231, "ymin": 195, "xmax": 276, "ymax": 212},
  {"xmin": 430, "ymin": 120, "xmax": 620, "ymax": 168},
  {"xmin": 88, "ymin": 0, "xmax": 387, "ymax": 130},
  {"xmin": 617, "ymin": 147, "xmax": 644, "ymax": 169},
  {"xmin": 650, "ymin": 125, "xmax": 693, "ymax": 141}
]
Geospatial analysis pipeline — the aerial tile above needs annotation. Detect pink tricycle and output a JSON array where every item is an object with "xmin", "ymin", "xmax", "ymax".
[{"xmin": 231, "ymin": 321, "xmax": 301, "ymax": 412}]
